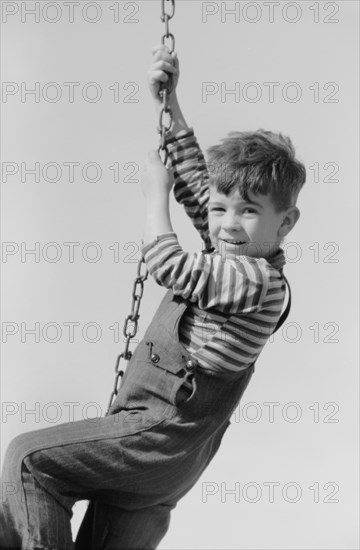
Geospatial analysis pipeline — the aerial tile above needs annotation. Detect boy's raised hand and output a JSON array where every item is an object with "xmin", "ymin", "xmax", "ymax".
[{"xmin": 147, "ymin": 44, "xmax": 179, "ymax": 103}]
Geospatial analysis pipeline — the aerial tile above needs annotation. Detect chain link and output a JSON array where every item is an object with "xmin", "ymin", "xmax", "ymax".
[{"xmin": 106, "ymin": 0, "xmax": 176, "ymax": 415}]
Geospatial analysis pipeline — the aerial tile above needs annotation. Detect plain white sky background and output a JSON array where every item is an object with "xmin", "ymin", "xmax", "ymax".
[{"xmin": 1, "ymin": 1, "xmax": 359, "ymax": 548}]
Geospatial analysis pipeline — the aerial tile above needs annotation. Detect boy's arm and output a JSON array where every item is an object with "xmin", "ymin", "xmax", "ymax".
[
  {"xmin": 165, "ymin": 121, "xmax": 212, "ymax": 250},
  {"xmin": 148, "ymin": 47, "xmax": 212, "ymax": 249},
  {"xmin": 141, "ymin": 233, "xmax": 271, "ymax": 315},
  {"xmin": 141, "ymin": 153, "xmax": 271, "ymax": 316},
  {"xmin": 158, "ymin": 92, "xmax": 190, "ymax": 137},
  {"xmin": 153, "ymin": 93, "xmax": 211, "ymax": 249}
]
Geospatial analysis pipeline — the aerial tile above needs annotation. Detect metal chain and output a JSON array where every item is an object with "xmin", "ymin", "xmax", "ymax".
[
  {"xmin": 106, "ymin": 0, "xmax": 176, "ymax": 415},
  {"xmin": 106, "ymin": 259, "xmax": 149, "ymax": 415},
  {"xmin": 158, "ymin": 0, "xmax": 176, "ymax": 165}
]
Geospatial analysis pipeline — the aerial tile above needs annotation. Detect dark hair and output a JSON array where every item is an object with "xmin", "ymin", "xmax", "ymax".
[{"xmin": 206, "ymin": 129, "xmax": 306, "ymax": 213}]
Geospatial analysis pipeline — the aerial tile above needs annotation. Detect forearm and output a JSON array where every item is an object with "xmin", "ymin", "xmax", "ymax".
[
  {"xmin": 142, "ymin": 196, "xmax": 174, "ymax": 246},
  {"xmin": 140, "ymin": 232, "xmax": 270, "ymax": 315},
  {"xmin": 153, "ymin": 92, "xmax": 190, "ymax": 137}
]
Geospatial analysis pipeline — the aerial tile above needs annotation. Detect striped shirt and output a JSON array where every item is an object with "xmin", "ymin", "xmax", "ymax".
[{"xmin": 140, "ymin": 128, "xmax": 287, "ymax": 374}]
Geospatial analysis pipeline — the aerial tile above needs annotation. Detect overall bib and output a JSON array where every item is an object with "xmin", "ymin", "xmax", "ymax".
[{"xmin": 0, "ymin": 281, "xmax": 290, "ymax": 550}]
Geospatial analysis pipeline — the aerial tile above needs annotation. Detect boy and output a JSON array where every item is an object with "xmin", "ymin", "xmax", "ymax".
[
  {"xmin": 142, "ymin": 45, "xmax": 305, "ymax": 371},
  {"xmin": 0, "ymin": 45, "xmax": 305, "ymax": 549}
]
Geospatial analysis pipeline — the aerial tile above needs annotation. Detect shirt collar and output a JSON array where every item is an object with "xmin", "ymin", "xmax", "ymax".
[{"xmin": 266, "ymin": 247, "xmax": 286, "ymax": 272}]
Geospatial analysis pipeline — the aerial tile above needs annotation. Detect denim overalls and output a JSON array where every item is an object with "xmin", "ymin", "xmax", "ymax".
[{"xmin": 0, "ymin": 278, "xmax": 290, "ymax": 550}]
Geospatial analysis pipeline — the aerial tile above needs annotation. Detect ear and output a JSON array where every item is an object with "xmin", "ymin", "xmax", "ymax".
[{"xmin": 277, "ymin": 206, "xmax": 301, "ymax": 239}]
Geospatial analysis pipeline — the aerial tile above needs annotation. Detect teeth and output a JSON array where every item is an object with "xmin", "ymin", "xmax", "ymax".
[{"xmin": 222, "ymin": 240, "xmax": 244, "ymax": 244}]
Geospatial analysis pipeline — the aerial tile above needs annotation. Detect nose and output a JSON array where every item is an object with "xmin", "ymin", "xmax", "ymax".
[{"xmin": 222, "ymin": 212, "xmax": 241, "ymax": 232}]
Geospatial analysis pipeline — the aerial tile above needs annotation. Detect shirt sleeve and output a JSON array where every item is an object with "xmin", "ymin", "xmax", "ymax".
[
  {"xmin": 140, "ymin": 233, "xmax": 270, "ymax": 315},
  {"xmin": 165, "ymin": 128, "xmax": 213, "ymax": 250}
]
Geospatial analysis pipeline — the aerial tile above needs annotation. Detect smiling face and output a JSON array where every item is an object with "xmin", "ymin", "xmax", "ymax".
[{"xmin": 208, "ymin": 186, "xmax": 290, "ymax": 260}]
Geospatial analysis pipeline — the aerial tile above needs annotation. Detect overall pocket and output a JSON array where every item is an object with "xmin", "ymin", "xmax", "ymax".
[{"xmin": 145, "ymin": 341, "xmax": 197, "ymax": 409}]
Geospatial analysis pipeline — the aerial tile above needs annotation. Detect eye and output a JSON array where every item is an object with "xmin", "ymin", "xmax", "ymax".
[{"xmin": 243, "ymin": 208, "xmax": 257, "ymax": 214}]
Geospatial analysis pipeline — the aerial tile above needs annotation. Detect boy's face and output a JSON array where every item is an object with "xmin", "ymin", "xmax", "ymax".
[{"xmin": 208, "ymin": 186, "xmax": 290, "ymax": 260}]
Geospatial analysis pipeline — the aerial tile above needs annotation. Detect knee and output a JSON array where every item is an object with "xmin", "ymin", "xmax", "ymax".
[{"xmin": 2, "ymin": 432, "xmax": 36, "ymax": 480}]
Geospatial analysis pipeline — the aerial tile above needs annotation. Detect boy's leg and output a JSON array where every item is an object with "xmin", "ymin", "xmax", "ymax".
[
  {"xmin": 0, "ymin": 452, "xmax": 75, "ymax": 550},
  {"xmin": 75, "ymin": 500, "xmax": 175, "ymax": 550},
  {"xmin": 0, "ymin": 424, "xmax": 87, "ymax": 550},
  {"xmin": 0, "ymin": 407, "xmax": 174, "ymax": 550}
]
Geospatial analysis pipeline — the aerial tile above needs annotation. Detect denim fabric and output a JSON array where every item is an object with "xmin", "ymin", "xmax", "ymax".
[{"xmin": 0, "ymin": 290, "xmax": 255, "ymax": 550}]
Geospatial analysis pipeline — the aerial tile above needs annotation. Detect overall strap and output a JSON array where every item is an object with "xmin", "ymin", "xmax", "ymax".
[{"xmin": 272, "ymin": 275, "xmax": 292, "ymax": 334}]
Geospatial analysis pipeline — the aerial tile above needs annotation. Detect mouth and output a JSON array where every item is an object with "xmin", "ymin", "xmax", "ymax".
[{"xmin": 220, "ymin": 239, "xmax": 246, "ymax": 245}]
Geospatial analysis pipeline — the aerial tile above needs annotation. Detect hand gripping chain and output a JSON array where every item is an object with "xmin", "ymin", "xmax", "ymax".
[{"xmin": 106, "ymin": 0, "xmax": 176, "ymax": 415}]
